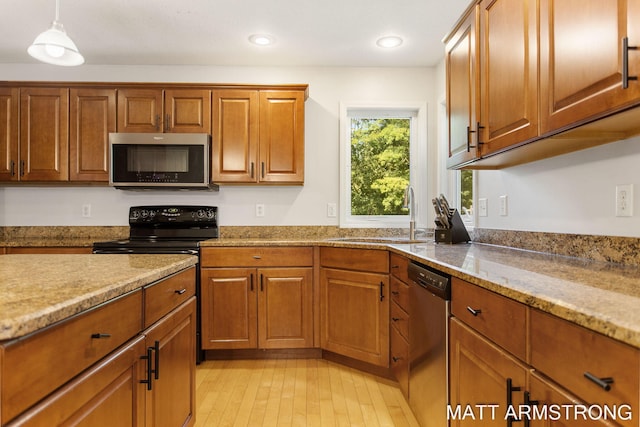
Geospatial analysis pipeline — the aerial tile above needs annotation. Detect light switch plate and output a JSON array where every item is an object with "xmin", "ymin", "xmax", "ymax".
[
  {"xmin": 616, "ymin": 184, "xmax": 634, "ymax": 217},
  {"xmin": 499, "ymin": 195, "xmax": 508, "ymax": 216},
  {"xmin": 478, "ymin": 198, "xmax": 488, "ymax": 217}
]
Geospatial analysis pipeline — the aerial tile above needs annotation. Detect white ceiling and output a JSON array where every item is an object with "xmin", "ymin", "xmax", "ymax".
[{"xmin": 2, "ymin": 0, "xmax": 470, "ymax": 67}]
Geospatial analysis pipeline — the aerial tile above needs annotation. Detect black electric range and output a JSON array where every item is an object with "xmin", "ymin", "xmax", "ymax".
[{"xmin": 92, "ymin": 205, "xmax": 218, "ymax": 363}]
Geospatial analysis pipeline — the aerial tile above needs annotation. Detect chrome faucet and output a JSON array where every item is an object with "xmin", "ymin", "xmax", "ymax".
[{"xmin": 403, "ymin": 185, "xmax": 415, "ymax": 240}]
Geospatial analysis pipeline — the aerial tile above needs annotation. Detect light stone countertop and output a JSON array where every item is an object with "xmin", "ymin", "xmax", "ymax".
[
  {"xmin": 201, "ymin": 238, "xmax": 640, "ymax": 349},
  {"xmin": 0, "ymin": 254, "xmax": 197, "ymax": 341}
]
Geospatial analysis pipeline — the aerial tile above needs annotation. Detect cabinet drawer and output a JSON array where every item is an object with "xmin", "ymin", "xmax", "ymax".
[
  {"xmin": 1, "ymin": 290, "xmax": 142, "ymax": 424},
  {"xmin": 390, "ymin": 325, "xmax": 409, "ymax": 398},
  {"xmin": 144, "ymin": 267, "xmax": 196, "ymax": 328},
  {"xmin": 320, "ymin": 247, "xmax": 389, "ymax": 273},
  {"xmin": 390, "ymin": 300, "xmax": 409, "ymax": 341},
  {"xmin": 390, "ymin": 275, "xmax": 410, "ymax": 313},
  {"xmin": 451, "ymin": 277, "xmax": 526, "ymax": 360},
  {"xmin": 201, "ymin": 247, "xmax": 313, "ymax": 267},
  {"xmin": 389, "ymin": 253, "xmax": 409, "ymax": 283},
  {"xmin": 530, "ymin": 309, "xmax": 639, "ymax": 426}
]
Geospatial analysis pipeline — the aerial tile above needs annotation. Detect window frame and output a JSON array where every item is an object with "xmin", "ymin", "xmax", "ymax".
[{"xmin": 339, "ymin": 102, "xmax": 428, "ymax": 228}]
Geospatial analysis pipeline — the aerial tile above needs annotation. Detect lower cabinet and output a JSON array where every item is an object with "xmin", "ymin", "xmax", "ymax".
[
  {"xmin": 6, "ymin": 336, "xmax": 146, "ymax": 427},
  {"xmin": 200, "ymin": 247, "xmax": 314, "ymax": 350},
  {"xmin": 449, "ymin": 318, "xmax": 527, "ymax": 427},
  {"xmin": 450, "ymin": 277, "xmax": 640, "ymax": 427},
  {"xmin": 142, "ymin": 297, "xmax": 196, "ymax": 427},
  {"xmin": 1, "ymin": 267, "xmax": 197, "ymax": 427},
  {"xmin": 319, "ymin": 247, "xmax": 389, "ymax": 368}
]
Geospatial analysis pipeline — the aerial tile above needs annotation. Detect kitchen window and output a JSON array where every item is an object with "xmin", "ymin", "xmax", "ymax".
[{"xmin": 339, "ymin": 103, "xmax": 427, "ymax": 228}]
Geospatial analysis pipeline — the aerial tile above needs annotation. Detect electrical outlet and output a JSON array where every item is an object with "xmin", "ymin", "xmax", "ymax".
[
  {"xmin": 255, "ymin": 203, "xmax": 265, "ymax": 217},
  {"xmin": 499, "ymin": 195, "xmax": 508, "ymax": 216},
  {"xmin": 478, "ymin": 198, "xmax": 488, "ymax": 217},
  {"xmin": 327, "ymin": 202, "xmax": 337, "ymax": 217},
  {"xmin": 616, "ymin": 184, "xmax": 634, "ymax": 217},
  {"xmin": 82, "ymin": 204, "xmax": 91, "ymax": 218}
]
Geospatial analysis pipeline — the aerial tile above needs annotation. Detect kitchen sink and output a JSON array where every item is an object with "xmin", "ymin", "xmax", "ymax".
[{"xmin": 326, "ymin": 236, "xmax": 428, "ymax": 244}]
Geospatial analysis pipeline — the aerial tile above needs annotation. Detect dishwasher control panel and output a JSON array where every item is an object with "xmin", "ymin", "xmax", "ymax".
[{"xmin": 408, "ymin": 261, "xmax": 451, "ymax": 300}]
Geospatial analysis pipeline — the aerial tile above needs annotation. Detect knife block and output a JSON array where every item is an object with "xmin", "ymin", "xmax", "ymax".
[{"xmin": 434, "ymin": 209, "xmax": 470, "ymax": 244}]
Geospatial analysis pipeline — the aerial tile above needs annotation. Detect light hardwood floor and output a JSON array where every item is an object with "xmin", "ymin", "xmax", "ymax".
[{"xmin": 195, "ymin": 358, "xmax": 420, "ymax": 427}]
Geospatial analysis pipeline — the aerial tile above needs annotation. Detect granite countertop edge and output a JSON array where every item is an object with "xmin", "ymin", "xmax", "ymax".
[{"xmin": 0, "ymin": 254, "xmax": 197, "ymax": 341}]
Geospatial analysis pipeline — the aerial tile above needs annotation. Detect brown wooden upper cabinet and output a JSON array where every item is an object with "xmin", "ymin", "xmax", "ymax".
[
  {"xmin": 445, "ymin": 3, "xmax": 480, "ymax": 168},
  {"xmin": 446, "ymin": 0, "xmax": 640, "ymax": 169},
  {"xmin": 539, "ymin": 0, "xmax": 640, "ymax": 133},
  {"xmin": 19, "ymin": 87, "xmax": 70, "ymax": 181},
  {"xmin": 212, "ymin": 89, "xmax": 306, "ymax": 184},
  {"xmin": 446, "ymin": 0, "xmax": 538, "ymax": 168},
  {"xmin": 0, "ymin": 87, "xmax": 19, "ymax": 181},
  {"xmin": 117, "ymin": 88, "xmax": 211, "ymax": 134},
  {"xmin": 70, "ymin": 88, "xmax": 116, "ymax": 182}
]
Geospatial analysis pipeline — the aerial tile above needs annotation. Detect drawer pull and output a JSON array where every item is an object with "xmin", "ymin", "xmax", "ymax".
[
  {"xmin": 466, "ymin": 306, "xmax": 482, "ymax": 316},
  {"xmin": 391, "ymin": 317, "xmax": 400, "ymax": 322},
  {"xmin": 174, "ymin": 288, "xmax": 187, "ymax": 295},
  {"xmin": 392, "ymin": 356, "xmax": 402, "ymax": 362},
  {"xmin": 90, "ymin": 333, "xmax": 111, "ymax": 339},
  {"xmin": 584, "ymin": 372, "xmax": 613, "ymax": 391},
  {"xmin": 140, "ymin": 347, "xmax": 153, "ymax": 390},
  {"xmin": 253, "ymin": 255, "xmax": 262, "ymax": 260},
  {"xmin": 506, "ymin": 378, "xmax": 522, "ymax": 426}
]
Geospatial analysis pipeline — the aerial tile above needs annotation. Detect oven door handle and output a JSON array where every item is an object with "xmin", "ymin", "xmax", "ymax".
[{"xmin": 93, "ymin": 249, "xmax": 199, "ymax": 255}]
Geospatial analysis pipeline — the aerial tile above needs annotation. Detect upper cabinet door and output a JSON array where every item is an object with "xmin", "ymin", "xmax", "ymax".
[
  {"xmin": 20, "ymin": 87, "xmax": 69, "ymax": 181},
  {"xmin": 117, "ymin": 89, "xmax": 163, "ymax": 132},
  {"xmin": 164, "ymin": 89, "xmax": 211, "ymax": 133},
  {"xmin": 258, "ymin": 90, "xmax": 305, "ymax": 184},
  {"xmin": 70, "ymin": 88, "xmax": 116, "ymax": 182},
  {"xmin": 445, "ymin": 5, "xmax": 480, "ymax": 169},
  {"xmin": 0, "ymin": 87, "xmax": 18, "ymax": 181},
  {"xmin": 211, "ymin": 89, "xmax": 259, "ymax": 183},
  {"xmin": 479, "ymin": 0, "xmax": 539, "ymax": 155},
  {"xmin": 540, "ymin": 0, "xmax": 640, "ymax": 134}
]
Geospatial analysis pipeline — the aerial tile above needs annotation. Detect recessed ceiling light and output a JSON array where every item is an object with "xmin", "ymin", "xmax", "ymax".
[
  {"xmin": 249, "ymin": 34, "xmax": 275, "ymax": 46},
  {"xmin": 376, "ymin": 36, "xmax": 403, "ymax": 49}
]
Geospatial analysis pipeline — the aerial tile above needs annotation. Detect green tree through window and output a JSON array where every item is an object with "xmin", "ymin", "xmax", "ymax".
[{"xmin": 350, "ymin": 118, "xmax": 411, "ymax": 215}]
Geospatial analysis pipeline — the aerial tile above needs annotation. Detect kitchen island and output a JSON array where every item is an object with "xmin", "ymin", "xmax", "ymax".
[{"xmin": 0, "ymin": 253, "xmax": 198, "ymax": 427}]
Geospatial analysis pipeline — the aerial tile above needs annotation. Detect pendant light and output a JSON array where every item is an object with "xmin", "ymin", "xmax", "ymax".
[{"xmin": 27, "ymin": 0, "xmax": 84, "ymax": 66}]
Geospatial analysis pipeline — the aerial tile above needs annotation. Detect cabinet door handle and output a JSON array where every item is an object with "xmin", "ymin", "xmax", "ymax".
[
  {"xmin": 466, "ymin": 126, "xmax": 475, "ymax": 152},
  {"xmin": 151, "ymin": 340, "xmax": 160, "ymax": 380},
  {"xmin": 165, "ymin": 114, "xmax": 170, "ymax": 132},
  {"xmin": 90, "ymin": 333, "xmax": 112, "ymax": 339},
  {"xmin": 466, "ymin": 306, "xmax": 482, "ymax": 316},
  {"xmin": 261, "ymin": 161, "xmax": 265, "ymax": 178},
  {"xmin": 10, "ymin": 160, "xmax": 15, "ymax": 177},
  {"xmin": 476, "ymin": 122, "xmax": 485, "ymax": 147},
  {"xmin": 174, "ymin": 288, "xmax": 187, "ymax": 295},
  {"xmin": 20, "ymin": 160, "xmax": 25, "ymax": 176},
  {"xmin": 380, "ymin": 281, "xmax": 385, "ymax": 301},
  {"xmin": 250, "ymin": 273, "xmax": 254, "ymax": 291},
  {"xmin": 623, "ymin": 37, "xmax": 638, "ymax": 89},
  {"xmin": 392, "ymin": 356, "xmax": 402, "ymax": 362},
  {"xmin": 260, "ymin": 274, "xmax": 264, "ymax": 292},
  {"xmin": 250, "ymin": 162, "xmax": 255, "ymax": 178},
  {"xmin": 155, "ymin": 114, "xmax": 161, "ymax": 131},
  {"xmin": 140, "ymin": 347, "xmax": 153, "ymax": 390},
  {"xmin": 584, "ymin": 371, "xmax": 614, "ymax": 391},
  {"xmin": 391, "ymin": 317, "xmax": 400, "ymax": 322},
  {"xmin": 506, "ymin": 378, "xmax": 522, "ymax": 426}
]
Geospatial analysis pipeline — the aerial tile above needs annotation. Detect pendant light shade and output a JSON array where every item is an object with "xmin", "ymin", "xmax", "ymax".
[{"xmin": 28, "ymin": 0, "xmax": 84, "ymax": 66}]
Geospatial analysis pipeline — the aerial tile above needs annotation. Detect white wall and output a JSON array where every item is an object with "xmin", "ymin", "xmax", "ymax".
[
  {"xmin": 0, "ymin": 64, "xmax": 438, "ymax": 226},
  {"xmin": 475, "ymin": 136, "xmax": 640, "ymax": 237}
]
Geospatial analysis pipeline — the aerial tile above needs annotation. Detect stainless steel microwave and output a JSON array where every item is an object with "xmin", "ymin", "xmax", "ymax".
[{"xmin": 109, "ymin": 133, "xmax": 217, "ymax": 190}]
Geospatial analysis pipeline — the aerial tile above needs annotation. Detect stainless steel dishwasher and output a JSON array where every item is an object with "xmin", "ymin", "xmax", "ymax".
[{"xmin": 408, "ymin": 260, "xmax": 451, "ymax": 427}]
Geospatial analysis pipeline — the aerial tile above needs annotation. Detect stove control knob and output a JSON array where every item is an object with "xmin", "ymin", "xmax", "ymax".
[
  {"xmin": 206, "ymin": 209, "xmax": 215, "ymax": 219},
  {"xmin": 131, "ymin": 210, "xmax": 140, "ymax": 219},
  {"xmin": 196, "ymin": 209, "xmax": 206, "ymax": 218},
  {"xmin": 140, "ymin": 210, "xmax": 149, "ymax": 218}
]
